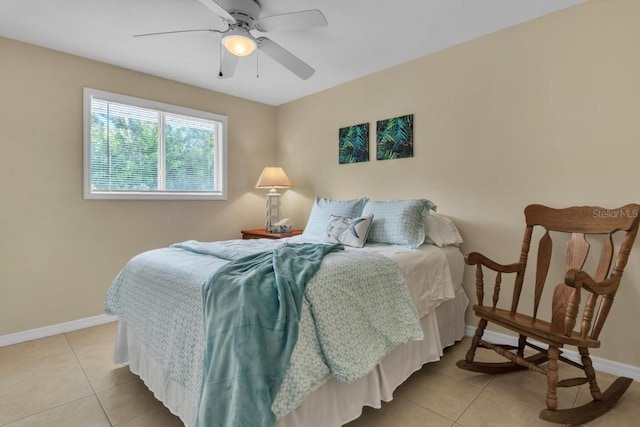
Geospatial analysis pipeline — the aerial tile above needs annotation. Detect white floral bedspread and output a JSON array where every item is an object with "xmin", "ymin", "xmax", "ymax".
[{"xmin": 105, "ymin": 239, "xmax": 424, "ymax": 420}]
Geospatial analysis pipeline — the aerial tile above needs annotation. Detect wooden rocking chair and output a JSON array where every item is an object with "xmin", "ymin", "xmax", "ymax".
[{"xmin": 457, "ymin": 204, "xmax": 640, "ymax": 424}]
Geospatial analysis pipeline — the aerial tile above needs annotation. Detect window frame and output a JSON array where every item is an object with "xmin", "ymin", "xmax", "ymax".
[{"xmin": 83, "ymin": 87, "xmax": 228, "ymax": 200}]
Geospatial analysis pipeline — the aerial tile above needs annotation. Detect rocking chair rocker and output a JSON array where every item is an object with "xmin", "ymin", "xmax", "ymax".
[{"xmin": 457, "ymin": 204, "xmax": 640, "ymax": 424}]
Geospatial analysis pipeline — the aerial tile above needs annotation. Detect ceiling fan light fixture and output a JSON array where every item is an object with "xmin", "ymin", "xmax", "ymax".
[{"xmin": 222, "ymin": 32, "xmax": 257, "ymax": 57}]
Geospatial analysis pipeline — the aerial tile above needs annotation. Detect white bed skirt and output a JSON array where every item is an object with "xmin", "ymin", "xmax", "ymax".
[{"xmin": 114, "ymin": 286, "xmax": 468, "ymax": 427}]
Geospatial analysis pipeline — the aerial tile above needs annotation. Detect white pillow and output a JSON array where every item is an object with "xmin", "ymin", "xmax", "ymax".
[
  {"xmin": 323, "ymin": 214, "xmax": 374, "ymax": 248},
  {"xmin": 424, "ymin": 212, "xmax": 463, "ymax": 247}
]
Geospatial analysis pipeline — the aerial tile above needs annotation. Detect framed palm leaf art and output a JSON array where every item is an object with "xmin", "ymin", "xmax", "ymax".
[
  {"xmin": 339, "ymin": 122, "xmax": 369, "ymax": 164},
  {"xmin": 376, "ymin": 114, "xmax": 413, "ymax": 160}
]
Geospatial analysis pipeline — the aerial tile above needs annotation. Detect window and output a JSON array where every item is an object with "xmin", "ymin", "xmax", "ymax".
[{"xmin": 83, "ymin": 88, "xmax": 227, "ymax": 200}]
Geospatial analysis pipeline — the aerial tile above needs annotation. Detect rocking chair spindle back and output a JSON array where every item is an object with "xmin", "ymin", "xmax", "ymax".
[{"xmin": 457, "ymin": 204, "xmax": 640, "ymax": 424}]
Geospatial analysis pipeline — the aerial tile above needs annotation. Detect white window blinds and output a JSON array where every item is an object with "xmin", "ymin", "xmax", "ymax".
[{"xmin": 83, "ymin": 88, "xmax": 227, "ymax": 200}]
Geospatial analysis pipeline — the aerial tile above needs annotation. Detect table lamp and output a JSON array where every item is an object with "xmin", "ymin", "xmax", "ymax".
[{"xmin": 255, "ymin": 167, "xmax": 293, "ymax": 231}]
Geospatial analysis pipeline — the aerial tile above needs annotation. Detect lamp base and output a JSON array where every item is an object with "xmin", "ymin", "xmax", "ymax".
[{"xmin": 265, "ymin": 190, "xmax": 281, "ymax": 231}]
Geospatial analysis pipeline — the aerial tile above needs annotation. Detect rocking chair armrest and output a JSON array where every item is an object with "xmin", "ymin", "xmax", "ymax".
[
  {"xmin": 465, "ymin": 252, "xmax": 523, "ymax": 274},
  {"xmin": 564, "ymin": 269, "xmax": 620, "ymax": 295}
]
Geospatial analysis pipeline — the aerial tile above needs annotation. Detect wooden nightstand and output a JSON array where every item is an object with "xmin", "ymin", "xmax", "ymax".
[{"xmin": 241, "ymin": 229, "xmax": 303, "ymax": 240}]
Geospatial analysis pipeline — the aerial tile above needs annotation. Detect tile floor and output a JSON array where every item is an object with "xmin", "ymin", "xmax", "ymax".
[{"xmin": 0, "ymin": 322, "xmax": 638, "ymax": 426}]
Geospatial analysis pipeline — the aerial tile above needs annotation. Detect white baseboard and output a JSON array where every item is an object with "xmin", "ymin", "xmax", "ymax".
[
  {"xmin": 0, "ymin": 314, "xmax": 118, "ymax": 347},
  {"xmin": 3, "ymin": 317, "xmax": 638, "ymax": 382},
  {"xmin": 465, "ymin": 325, "xmax": 640, "ymax": 382}
]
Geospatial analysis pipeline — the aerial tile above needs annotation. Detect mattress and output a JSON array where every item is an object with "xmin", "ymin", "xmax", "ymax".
[
  {"xmin": 287, "ymin": 236, "xmax": 463, "ymax": 316},
  {"xmin": 112, "ymin": 241, "xmax": 467, "ymax": 426}
]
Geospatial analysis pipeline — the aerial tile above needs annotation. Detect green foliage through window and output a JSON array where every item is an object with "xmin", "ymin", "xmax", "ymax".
[
  {"xmin": 91, "ymin": 101, "xmax": 160, "ymax": 191},
  {"xmin": 84, "ymin": 88, "xmax": 227, "ymax": 200},
  {"xmin": 164, "ymin": 115, "xmax": 215, "ymax": 191}
]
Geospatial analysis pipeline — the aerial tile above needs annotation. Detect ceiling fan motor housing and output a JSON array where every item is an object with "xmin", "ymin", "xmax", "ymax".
[{"xmin": 221, "ymin": 0, "xmax": 261, "ymax": 27}]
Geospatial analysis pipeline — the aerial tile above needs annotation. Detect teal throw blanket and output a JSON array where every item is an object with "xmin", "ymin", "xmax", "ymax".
[{"xmin": 195, "ymin": 242, "xmax": 343, "ymax": 427}]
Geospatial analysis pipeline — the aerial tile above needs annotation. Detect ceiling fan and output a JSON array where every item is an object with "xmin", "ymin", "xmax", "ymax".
[{"xmin": 134, "ymin": 0, "xmax": 328, "ymax": 80}]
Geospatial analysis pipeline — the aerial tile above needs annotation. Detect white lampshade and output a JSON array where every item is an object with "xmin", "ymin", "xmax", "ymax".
[
  {"xmin": 222, "ymin": 29, "xmax": 256, "ymax": 57},
  {"xmin": 256, "ymin": 167, "xmax": 293, "ymax": 189}
]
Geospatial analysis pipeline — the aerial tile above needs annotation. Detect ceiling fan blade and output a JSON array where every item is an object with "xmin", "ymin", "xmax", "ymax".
[
  {"xmin": 256, "ymin": 9, "xmax": 327, "ymax": 32},
  {"xmin": 133, "ymin": 29, "xmax": 222, "ymax": 38},
  {"xmin": 196, "ymin": 0, "xmax": 236, "ymax": 23},
  {"xmin": 218, "ymin": 48, "xmax": 238, "ymax": 79},
  {"xmin": 257, "ymin": 37, "xmax": 315, "ymax": 80}
]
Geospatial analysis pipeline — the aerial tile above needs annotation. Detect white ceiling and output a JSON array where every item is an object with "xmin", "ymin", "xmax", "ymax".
[{"xmin": 0, "ymin": 0, "xmax": 585, "ymax": 106}]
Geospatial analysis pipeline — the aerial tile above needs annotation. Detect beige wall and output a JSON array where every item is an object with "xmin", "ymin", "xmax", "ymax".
[
  {"xmin": 0, "ymin": 37, "xmax": 276, "ymax": 335},
  {"xmin": 277, "ymin": 0, "xmax": 640, "ymax": 366},
  {"xmin": 3, "ymin": 0, "xmax": 640, "ymax": 368}
]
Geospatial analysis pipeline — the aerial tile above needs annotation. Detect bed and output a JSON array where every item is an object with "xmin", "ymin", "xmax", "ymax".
[{"xmin": 105, "ymin": 198, "xmax": 469, "ymax": 427}]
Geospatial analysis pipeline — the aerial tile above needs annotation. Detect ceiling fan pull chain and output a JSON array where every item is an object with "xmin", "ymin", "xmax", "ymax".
[
  {"xmin": 219, "ymin": 40, "xmax": 223, "ymax": 77},
  {"xmin": 256, "ymin": 49, "xmax": 260, "ymax": 78}
]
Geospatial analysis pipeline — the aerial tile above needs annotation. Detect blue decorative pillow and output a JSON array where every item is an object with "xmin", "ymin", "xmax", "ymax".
[
  {"xmin": 303, "ymin": 197, "xmax": 369, "ymax": 237},
  {"xmin": 362, "ymin": 199, "xmax": 437, "ymax": 248},
  {"xmin": 324, "ymin": 214, "xmax": 374, "ymax": 248}
]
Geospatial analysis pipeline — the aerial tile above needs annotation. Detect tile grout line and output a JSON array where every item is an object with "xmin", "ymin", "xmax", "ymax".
[
  {"xmin": 62, "ymin": 326, "xmax": 158, "ymax": 425},
  {"xmin": 396, "ymin": 368, "xmax": 485, "ymax": 424},
  {"xmin": 425, "ymin": 364, "xmax": 494, "ymax": 391},
  {"xmin": 455, "ymin": 356, "xmax": 593, "ymax": 416},
  {"xmin": 452, "ymin": 382, "xmax": 484, "ymax": 426},
  {"xmin": 63, "ymin": 330, "xmax": 161, "ymax": 426},
  {"xmin": 5, "ymin": 396, "xmax": 93, "ymax": 426},
  {"xmin": 64, "ymin": 333, "xmax": 98, "ymax": 395},
  {"xmin": 448, "ymin": 361, "xmax": 558, "ymax": 424},
  {"xmin": 394, "ymin": 395, "xmax": 458, "ymax": 424},
  {"xmin": 1, "ymin": 334, "xmax": 95, "ymax": 426},
  {"xmin": 63, "ymin": 333, "xmax": 114, "ymax": 426},
  {"xmin": 403, "ymin": 344, "xmax": 492, "ymax": 423},
  {"xmin": 456, "ymin": 363, "xmax": 499, "ymax": 423}
]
